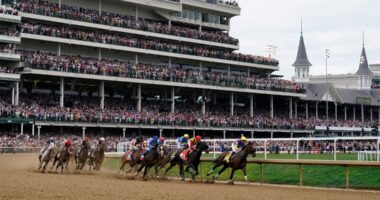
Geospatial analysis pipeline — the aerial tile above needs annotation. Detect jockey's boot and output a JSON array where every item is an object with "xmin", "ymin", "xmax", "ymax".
[{"xmin": 224, "ymin": 152, "xmax": 231, "ymax": 163}]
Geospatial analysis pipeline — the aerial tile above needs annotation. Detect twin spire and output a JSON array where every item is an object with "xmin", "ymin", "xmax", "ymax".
[
  {"xmin": 292, "ymin": 20, "xmax": 312, "ymax": 68},
  {"xmin": 355, "ymin": 32, "xmax": 372, "ymax": 75}
]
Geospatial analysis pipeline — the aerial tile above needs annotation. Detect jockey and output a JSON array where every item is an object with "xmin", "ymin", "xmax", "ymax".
[
  {"xmin": 40, "ymin": 137, "xmax": 55, "ymax": 155},
  {"xmin": 181, "ymin": 135, "xmax": 201, "ymax": 160},
  {"xmin": 224, "ymin": 135, "xmax": 247, "ymax": 163},
  {"xmin": 64, "ymin": 139, "xmax": 73, "ymax": 149},
  {"xmin": 82, "ymin": 137, "xmax": 90, "ymax": 146},
  {"xmin": 128, "ymin": 136, "xmax": 144, "ymax": 159},
  {"xmin": 158, "ymin": 137, "xmax": 166, "ymax": 145},
  {"xmin": 188, "ymin": 135, "xmax": 202, "ymax": 152},
  {"xmin": 140, "ymin": 136, "xmax": 160, "ymax": 161},
  {"xmin": 176, "ymin": 134, "xmax": 189, "ymax": 150}
]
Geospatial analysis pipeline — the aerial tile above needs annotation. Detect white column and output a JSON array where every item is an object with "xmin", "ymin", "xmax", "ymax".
[
  {"xmin": 353, "ymin": 106, "xmax": 356, "ymax": 121},
  {"xmin": 98, "ymin": 0, "xmax": 102, "ymax": 14},
  {"xmin": 370, "ymin": 107, "xmax": 373, "ymax": 123},
  {"xmin": 99, "ymin": 81, "xmax": 105, "ymax": 110},
  {"xmin": 291, "ymin": 132, "xmax": 294, "ymax": 138},
  {"xmin": 57, "ymin": 43, "xmax": 61, "ymax": 56},
  {"xmin": 227, "ymin": 65, "xmax": 231, "ymax": 75},
  {"xmin": 122, "ymin": 128, "xmax": 126, "ymax": 139},
  {"xmin": 171, "ymin": 87, "xmax": 175, "ymax": 113},
  {"xmin": 168, "ymin": 20, "xmax": 172, "ymax": 27},
  {"xmin": 20, "ymin": 123, "xmax": 24, "ymax": 135},
  {"xmin": 60, "ymin": 77, "xmax": 64, "ymax": 108},
  {"xmin": 159, "ymin": 129, "xmax": 163, "ymax": 138},
  {"xmin": 37, "ymin": 126, "xmax": 41, "ymax": 140},
  {"xmin": 14, "ymin": 82, "xmax": 19, "ymax": 106},
  {"xmin": 223, "ymin": 130, "xmax": 226, "ymax": 139},
  {"xmin": 344, "ymin": 105, "xmax": 347, "ymax": 121},
  {"xmin": 230, "ymin": 92, "xmax": 234, "ymax": 116},
  {"xmin": 202, "ymin": 90, "xmax": 206, "ymax": 115},
  {"xmin": 58, "ymin": 0, "xmax": 61, "ymax": 8},
  {"xmin": 32, "ymin": 124, "xmax": 35, "ymax": 137},
  {"xmin": 169, "ymin": 57, "xmax": 172, "ymax": 69},
  {"xmin": 137, "ymin": 84, "xmax": 142, "ymax": 112},
  {"xmin": 247, "ymin": 68, "xmax": 250, "ymax": 77},
  {"xmin": 316, "ymin": 102, "xmax": 319, "ymax": 119},
  {"xmin": 289, "ymin": 97, "xmax": 293, "ymax": 119},
  {"xmin": 135, "ymin": 53, "xmax": 139, "ymax": 64},
  {"xmin": 361, "ymin": 104, "xmax": 364, "ymax": 123},
  {"xmin": 251, "ymin": 131, "xmax": 254, "ymax": 139},
  {"xmin": 98, "ymin": 49, "xmax": 102, "ymax": 61},
  {"xmin": 270, "ymin": 132, "xmax": 274, "ymax": 138},
  {"xmin": 294, "ymin": 100, "xmax": 298, "ymax": 119},
  {"xmin": 305, "ymin": 102, "xmax": 309, "ymax": 119},
  {"xmin": 250, "ymin": 94, "xmax": 254, "ymax": 117},
  {"xmin": 11, "ymin": 86, "xmax": 15, "ymax": 105},
  {"xmin": 335, "ymin": 102, "xmax": 338, "ymax": 120},
  {"xmin": 192, "ymin": 129, "xmax": 196, "ymax": 138},
  {"xmin": 82, "ymin": 127, "xmax": 86, "ymax": 139},
  {"xmin": 199, "ymin": 62, "xmax": 203, "ymax": 72},
  {"xmin": 135, "ymin": 6, "xmax": 138, "ymax": 18},
  {"xmin": 270, "ymin": 95, "xmax": 274, "ymax": 118},
  {"xmin": 199, "ymin": 25, "xmax": 202, "ymax": 32}
]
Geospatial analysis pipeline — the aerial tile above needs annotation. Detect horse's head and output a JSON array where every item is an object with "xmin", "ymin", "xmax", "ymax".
[
  {"xmin": 245, "ymin": 142, "xmax": 256, "ymax": 157},
  {"xmin": 196, "ymin": 142, "xmax": 209, "ymax": 154},
  {"xmin": 48, "ymin": 142, "xmax": 55, "ymax": 150}
]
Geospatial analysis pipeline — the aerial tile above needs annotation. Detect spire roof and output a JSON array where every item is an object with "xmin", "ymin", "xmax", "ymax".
[
  {"xmin": 292, "ymin": 29, "xmax": 312, "ymax": 68},
  {"xmin": 355, "ymin": 46, "xmax": 372, "ymax": 75}
]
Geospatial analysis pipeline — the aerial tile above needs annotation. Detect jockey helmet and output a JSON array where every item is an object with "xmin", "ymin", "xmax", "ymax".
[
  {"xmin": 195, "ymin": 135, "xmax": 202, "ymax": 142},
  {"xmin": 241, "ymin": 135, "xmax": 247, "ymax": 141},
  {"xmin": 159, "ymin": 137, "xmax": 166, "ymax": 142},
  {"xmin": 153, "ymin": 136, "xmax": 159, "ymax": 140},
  {"xmin": 100, "ymin": 137, "xmax": 105, "ymax": 141},
  {"xmin": 84, "ymin": 137, "xmax": 90, "ymax": 142},
  {"xmin": 184, "ymin": 134, "xmax": 189, "ymax": 139}
]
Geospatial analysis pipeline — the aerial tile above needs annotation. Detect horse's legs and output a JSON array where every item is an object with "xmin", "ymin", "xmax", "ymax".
[
  {"xmin": 242, "ymin": 166, "xmax": 248, "ymax": 182},
  {"xmin": 119, "ymin": 159, "xmax": 127, "ymax": 173},
  {"xmin": 228, "ymin": 169, "xmax": 236, "ymax": 184},
  {"xmin": 143, "ymin": 166, "xmax": 150, "ymax": 179},
  {"xmin": 51, "ymin": 157, "xmax": 57, "ymax": 170},
  {"xmin": 164, "ymin": 160, "xmax": 176, "ymax": 176},
  {"xmin": 214, "ymin": 164, "xmax": 228, "ymax": 179},
  {"xmin": 136, "ymin": 164, "xmax": 145, "ymax": 176},
  {"xmin": 207, "ymin": 162, "xmax": 222, "ymax": 176},
  {"xmin": 179, "ymin": 163, "xmax": 185, "ymax": 181}
]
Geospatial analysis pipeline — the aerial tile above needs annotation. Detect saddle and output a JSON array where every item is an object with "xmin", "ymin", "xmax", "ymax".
[{"xmin": 180, "ymin": 149, "xmax": 191, "ymax": 161}]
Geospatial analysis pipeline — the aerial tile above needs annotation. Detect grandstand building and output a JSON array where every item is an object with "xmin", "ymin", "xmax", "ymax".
[{"xmin": 0, "ymin": 0, "xmax": 378, "ymax": 139}]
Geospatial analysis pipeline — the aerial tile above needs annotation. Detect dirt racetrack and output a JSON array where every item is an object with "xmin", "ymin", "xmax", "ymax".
[{"xmin": 1, "ymin": 154, "xmax": 380, "ymax": 200}]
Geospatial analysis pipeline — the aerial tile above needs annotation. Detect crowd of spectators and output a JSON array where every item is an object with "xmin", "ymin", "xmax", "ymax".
[
  {"xmin": 0, "ymin": 93, "xmax": 372, "ymax": 130},
  {"xmin": 0, "ymin": 44, "xmax": 17, "ymax": 54},
  {"xmin": 217, "ymin": 0, "xmax": 239, "ymax": 7},
  {"xmin": 15, "ymin": 0, "xmax": 239, "ymax": 45},
  {"xmin": 21, "ymin": 50, "xmax": 303, "ymax": 93},
  {"xmin": 0, "ymin": 66, "xmax": 14, "ymax": 74},
  {"xmin": 0, "ymin": 134, "xmax": 124, "ymax": 152},
  {"xmin": 21, "ymin": 22, "xmax": 278, "ymax": 66},
  {"xmin": 0, "ymin": 27, "xmax": 20, "ymax": 37},
  {"xmin": 0, "ymin": 5, "xmax": 19, "ymax": 16}
]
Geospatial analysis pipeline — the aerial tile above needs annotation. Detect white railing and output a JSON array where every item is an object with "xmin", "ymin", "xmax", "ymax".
[{"xmin": 357, "ymin": 151, "xmax": 380, "ymax": 162}]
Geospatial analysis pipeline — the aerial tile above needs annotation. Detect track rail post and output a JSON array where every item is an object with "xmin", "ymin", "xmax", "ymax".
[
  {"xmin": 298, "ymin": 164, "xmax": 303, "ymax": 186},
  {"xmin": 260, "ymin": 163, "xmax": 264, "ymax": 185},
  {"xmin": 345, "ymin": 165, "xmax": 349, "ymax": 189}
]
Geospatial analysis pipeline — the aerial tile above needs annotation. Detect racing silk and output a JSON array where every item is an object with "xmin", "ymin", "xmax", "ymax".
[
  {"xmin": 146, "ymin": 138, "xmax": 159, "ymax": 151},
  {"xmin": 231, "ymin": 140, "xmax": 245, "ymax": 153},
  {"xmin": 188, "ymin": 138, "xmax": 198, "ymax": 150},
  {"xmin": 176, "ymin": 136, "xmax": 188, "ymax": 149}
]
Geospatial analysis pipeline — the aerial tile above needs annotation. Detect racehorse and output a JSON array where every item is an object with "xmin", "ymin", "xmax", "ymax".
[
  {"xmin": 118, "ymin": 146, "xmax": 144, "ymax": 174},
  {"xmin": 51, "ymin": 145, "xmax": 74, "ymax": 174},
  {"xmin": 136, "ymin": 144, "xmax": 160, "ymax": 179},
  {"xmin": 88, "ymin": 142, "xmax": 107, "ymax": 171},
  {"xmin": 206, "ymin": 142, "xmax": 256, "ymax": 183},
  {"xmin": 165, "ymin": 141, "xmax": 209, "ymax": 181},
  {"xmin": 38, "ymin": 143, "xmax": 57, "ymax": 173},
  {"xmin": 154, "ymin": 145, "xmax": 172, "ymax": 177},
  {"xmin": 75, "ymin": 141, "xmax": 91, "ymax": 170}
]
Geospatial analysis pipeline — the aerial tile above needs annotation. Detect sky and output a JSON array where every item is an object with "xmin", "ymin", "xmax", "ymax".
[{"xmin": 229, "ymin": 0, "xmax": 380, "ymax": 79}]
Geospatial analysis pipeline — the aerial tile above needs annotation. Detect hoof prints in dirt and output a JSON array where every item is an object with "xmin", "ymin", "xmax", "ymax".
[{"xmin": 29, "ymin": 168, "xmax": 96, "ymax": 175}]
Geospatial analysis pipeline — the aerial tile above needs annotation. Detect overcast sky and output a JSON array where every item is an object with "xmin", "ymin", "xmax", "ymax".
[{"xmin": 229, "ymin": 0, "xmax": 380, "ymax": 79}]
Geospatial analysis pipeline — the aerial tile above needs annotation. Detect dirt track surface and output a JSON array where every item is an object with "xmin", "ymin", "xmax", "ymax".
[{"xmin": 1, "ymin": 154, "xmax": 380, "ymax": 200}]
